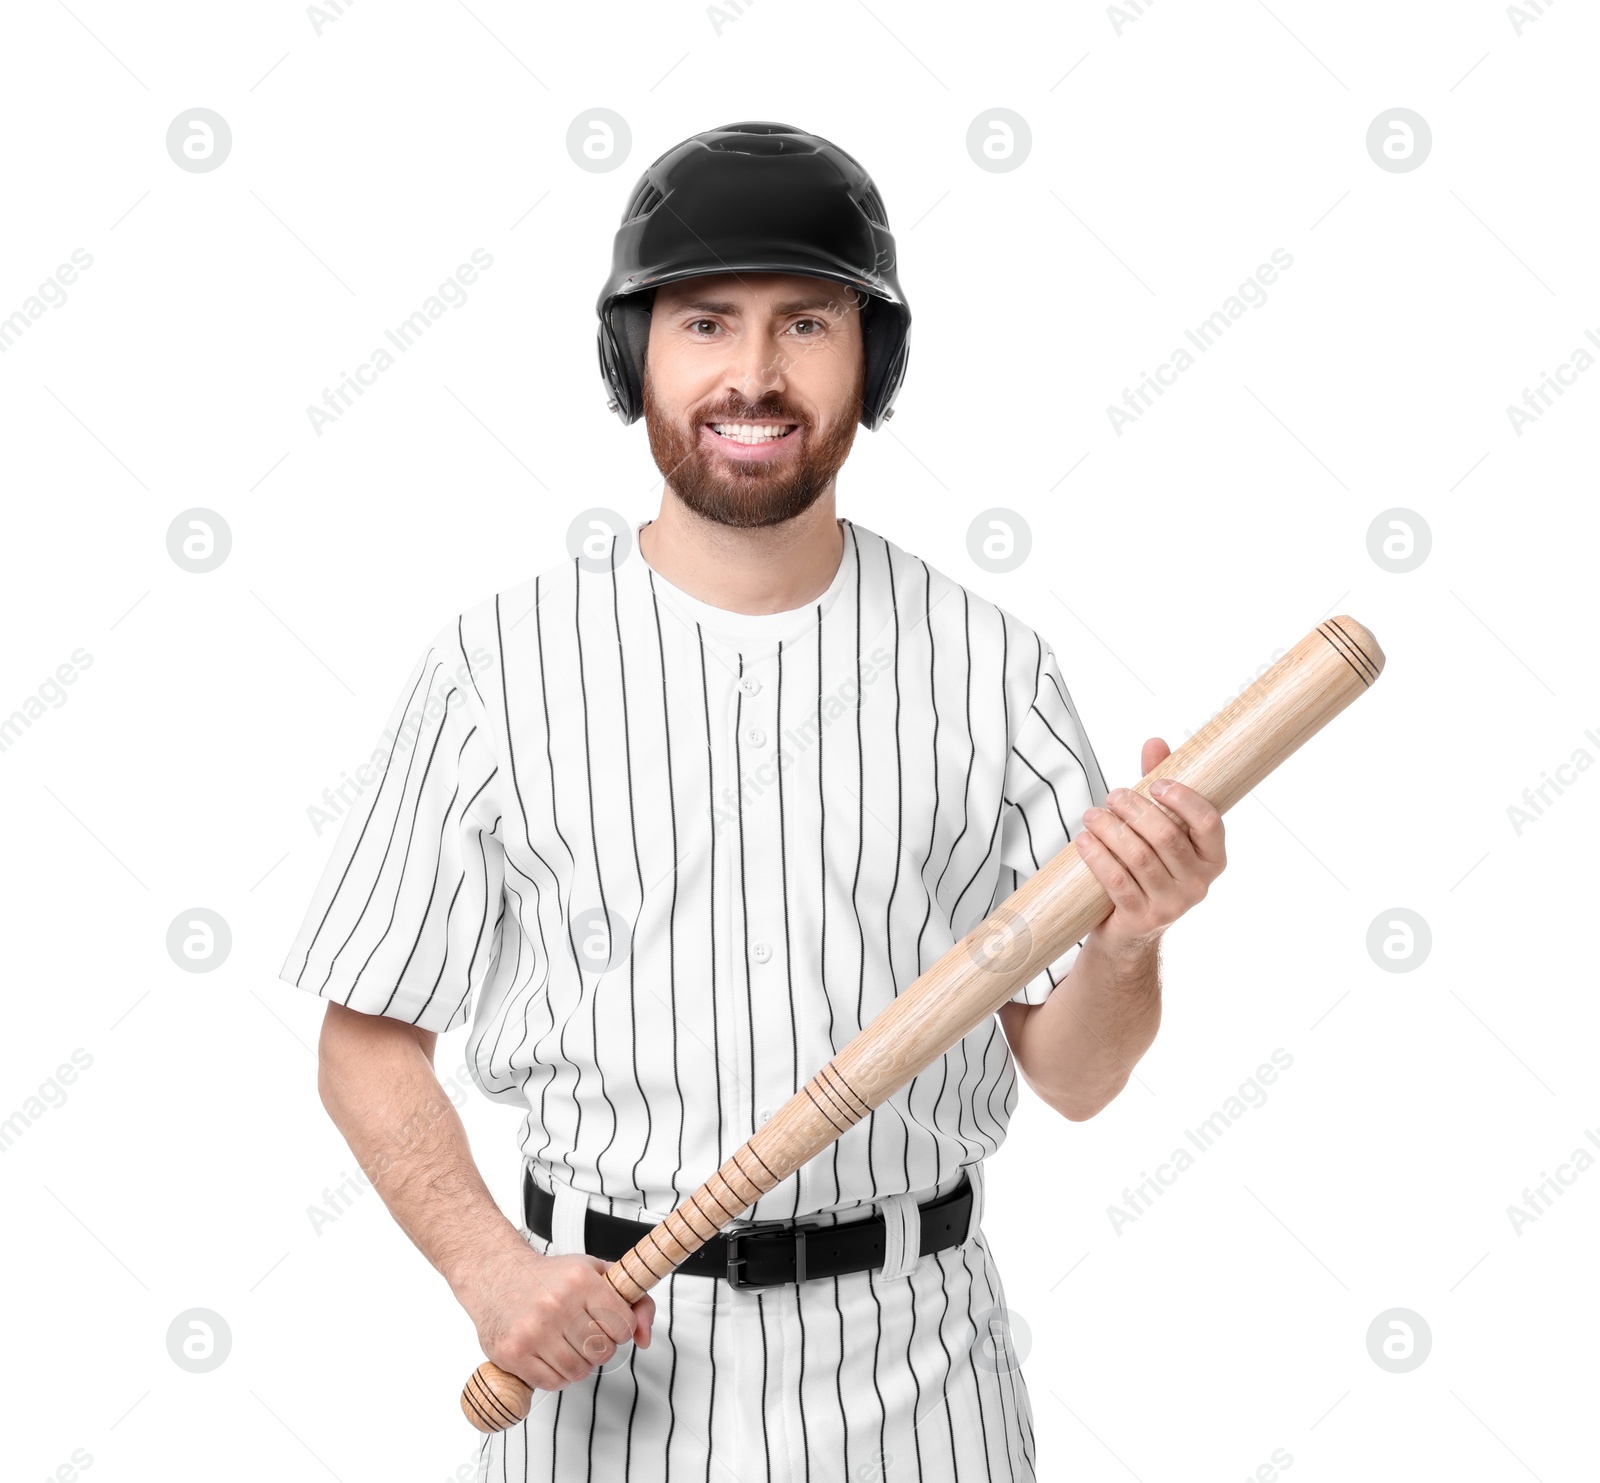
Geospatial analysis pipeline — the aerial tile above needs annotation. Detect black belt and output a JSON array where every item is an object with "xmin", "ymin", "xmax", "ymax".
[{"xmin": 524, "ymin": 1169, "xmax": 974, "ymax": 1290}]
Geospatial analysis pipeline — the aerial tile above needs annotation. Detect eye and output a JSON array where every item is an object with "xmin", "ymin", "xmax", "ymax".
[
  {"xmin": 687, "ymin": 318, "xmax": 721, "ymax": 336},
  {"xmin": 788, "ymin": 318, "xmax": 825, "ymax": 336}
]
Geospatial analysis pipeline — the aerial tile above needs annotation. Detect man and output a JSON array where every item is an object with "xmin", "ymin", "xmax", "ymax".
[{"xmin": 280, "ymin": 121, "xmax": 1226, "ymax": 1480}]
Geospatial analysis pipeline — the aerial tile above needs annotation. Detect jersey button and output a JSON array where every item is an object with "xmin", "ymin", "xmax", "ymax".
[
  {"xmin": 758, "ymin": 1106, "xmax": 773, "ymax": 1124},
  {"xmin": 745, "ymin": 726, "xmax": 767, "ymax": 748},
  {"xmin": 739, "ymin": 676, "xmax": 762, "ymax": 696},
  {"xmin": 752, "ymin": 941, "xmax": 772, "ymax": 964}
]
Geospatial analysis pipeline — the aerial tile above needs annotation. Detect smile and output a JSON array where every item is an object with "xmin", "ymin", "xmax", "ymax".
[
  {"xmin": 700, "ymin": 420, "xmax": 803, "ymax": 461},
  {"xmin": 705, "ymin": 421, "xmax": 799, "ymax": 445}
]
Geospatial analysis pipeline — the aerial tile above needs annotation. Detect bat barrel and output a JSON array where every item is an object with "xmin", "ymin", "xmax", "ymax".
[
  {"xmin": 460, "ymin": 615, "xmax": 1385, "ymax": 1433},
  {"xmin": 1147, "ymin": 615, "xmax": 1383, "ymax": 816}
]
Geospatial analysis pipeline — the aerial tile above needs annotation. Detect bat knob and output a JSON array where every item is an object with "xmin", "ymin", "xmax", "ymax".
[{"xmin": 460, "ymin": 1361, "xmax": 534, "ymax": 1433}]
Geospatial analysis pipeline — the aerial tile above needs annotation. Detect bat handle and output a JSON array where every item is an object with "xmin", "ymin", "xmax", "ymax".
[
  {"xmin": 459, "ymin": 1258, "xmax": 647, "ymax": 1433},
  {"xmin": 460, "ymin": 1360, "xmax": 535, "ymax": 1432}
]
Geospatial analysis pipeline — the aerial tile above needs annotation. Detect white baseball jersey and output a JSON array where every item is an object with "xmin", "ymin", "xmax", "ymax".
[{"xmin": 279, "ymin": 514, "xmax": 1108, "ymax": 1480}]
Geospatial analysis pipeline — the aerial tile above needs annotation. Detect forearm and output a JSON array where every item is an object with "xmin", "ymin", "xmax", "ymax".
[
  {"xmin": 1022, "ymin": 929, "xmax": 1163, "ymax": 1120},
  {"xmin": 316, "ymin": 1005, "xmax": 530, "ymax": 1302}
]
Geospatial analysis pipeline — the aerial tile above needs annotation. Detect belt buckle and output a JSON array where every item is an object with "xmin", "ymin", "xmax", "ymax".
[{"xmin": 725, "ymin": 1215, "xmax": 824, "ymax": 1290}]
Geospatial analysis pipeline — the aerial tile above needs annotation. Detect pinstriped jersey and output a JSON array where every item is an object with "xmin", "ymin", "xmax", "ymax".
[{"xmin": 278, "ymin": 516, "xmax": 1109, "ymax": 1223}]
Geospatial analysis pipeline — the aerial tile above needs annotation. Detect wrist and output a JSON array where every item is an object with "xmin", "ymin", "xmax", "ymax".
[
  {"xmin": 444, "ymin": 1221, "xmax": 541, "ymax": 1309},
  {"xmin": 1087, "ymin": 923, "xmax": 1164, "ymax": 965}
]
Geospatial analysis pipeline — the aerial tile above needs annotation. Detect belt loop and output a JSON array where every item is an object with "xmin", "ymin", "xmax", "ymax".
[
  {"xmin": 875, "ymin": 1191, "xmax": 921, "ymax": 1280},
  {"xmin": 965, "ymin": 1161, "xmax": 986, "ymax": 1244},
  {"xmin": 549, "ymin": 1174, "xmax": 590, "ymax": 1256}
]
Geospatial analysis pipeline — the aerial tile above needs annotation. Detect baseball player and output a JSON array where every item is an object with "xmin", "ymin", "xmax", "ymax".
[{"xmin": 281, "ymin": 121, "xmax": 1227, "ymax": 1480}]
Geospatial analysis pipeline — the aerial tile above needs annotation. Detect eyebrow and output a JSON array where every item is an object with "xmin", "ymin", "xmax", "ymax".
[{"xmin": 666, "ymin": 294, "xmax": 847, "ymax": 316}]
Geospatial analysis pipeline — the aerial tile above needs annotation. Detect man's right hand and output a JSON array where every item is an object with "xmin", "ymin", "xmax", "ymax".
[
  {"xmin": 461, "ymin": 1242, "xmax": 655, "ymax": 1393},
  {"xmin": 312, "ymin": 1004, "xmax": 655, "ymax": 1394}
]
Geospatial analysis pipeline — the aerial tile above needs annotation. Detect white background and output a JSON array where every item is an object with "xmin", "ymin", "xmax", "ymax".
[{"xmin": 1, "ymin": 1, "xmax": 1595, "ymax": 1479}]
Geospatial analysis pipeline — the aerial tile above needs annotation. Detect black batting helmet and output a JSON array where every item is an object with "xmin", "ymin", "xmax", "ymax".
[{"xmin": 595, "ymin": 120, "xmax": 912, "ymax": 430}]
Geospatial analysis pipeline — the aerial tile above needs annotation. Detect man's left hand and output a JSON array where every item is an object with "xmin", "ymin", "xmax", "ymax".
[{"xmin": 1075, "ymin": 737, "xmax": 1227, "ymax": 956}]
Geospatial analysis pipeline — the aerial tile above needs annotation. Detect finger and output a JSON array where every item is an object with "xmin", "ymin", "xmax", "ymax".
[
  {"xmin": 1148, "ymin": 780, "xmax": 1226, "ymax": 866},
  {"xmin": 573, "ymin": 1255, "xmax": 637, "ymax": 1346},
  {"xmin": 554, "ymin": 1328, "xmax": 606, "ymax": 1382},
  {"xmin": 1103, "ymin": 787, "xmax": 1198, "ymax": 881},
  {"xmin": 634, "ymin": 1295, "xmax": 655, "ymax": 1349},
  {"xmin": 533, "ymin": 1333, "xmax": 592, "ymax": 1387},
  {"xmin": 588, "ymin": 1293, "xmax": 640, "ymax": 1347},
  {"xmin": 1075, "ymin": 825, "xmax": 1148, "ymax": 916},
  {"xmin": 569, "ymin": 1314, "xmax": 619, "ymax": 1370},
  {"xmin": 1081, "ymin": 802, "xmax": 1173, "ymax": 893},
  {"xmin": 510, "ymin": 1355, "xmax": 569, "ymax": 1394}
]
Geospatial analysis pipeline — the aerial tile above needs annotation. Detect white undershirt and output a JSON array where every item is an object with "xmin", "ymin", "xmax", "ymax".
[{"xmin": 634, "ymin": 518, "xmax": 855, "ymax": 651}]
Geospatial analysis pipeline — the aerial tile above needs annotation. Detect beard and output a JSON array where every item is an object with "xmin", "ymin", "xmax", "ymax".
[{"xmin": 641, "ymin": 358, "xmax": 865, "ymax": 531}]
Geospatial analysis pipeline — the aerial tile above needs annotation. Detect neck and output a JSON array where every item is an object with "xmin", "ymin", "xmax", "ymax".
[{"xmin": 638, "ymin": 492, "xmax": 845, "ymax": 615}]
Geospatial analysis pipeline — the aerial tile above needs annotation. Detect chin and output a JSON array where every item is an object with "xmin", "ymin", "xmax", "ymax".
[{"xmin": 677, "ymin": 478, "xmax": 827, "ymax": 530}]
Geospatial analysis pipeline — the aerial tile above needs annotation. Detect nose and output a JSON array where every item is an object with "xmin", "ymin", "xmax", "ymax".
[{"xmin": 722, "ymin": 321, "xmax": 789, "ymax": 408}]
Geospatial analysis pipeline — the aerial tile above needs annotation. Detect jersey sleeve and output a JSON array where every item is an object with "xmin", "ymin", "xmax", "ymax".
[
  {"xmin": 996, "ymin": 641, "xmax": 1109, "ymax": 1006},
  {"xmin": 278, "ymin": 618, "xmax": 506, "ymax": 1034}
]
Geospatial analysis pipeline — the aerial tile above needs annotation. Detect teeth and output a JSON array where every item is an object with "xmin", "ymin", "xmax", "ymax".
[{"xmin": 710, "ymin": 422, "xmax": 793, "ymax": 444}]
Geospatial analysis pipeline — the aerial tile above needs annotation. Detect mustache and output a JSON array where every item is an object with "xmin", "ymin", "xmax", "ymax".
[{"xmin": 697, "ymin": 405, "xmax": 805, "ymax": 424}]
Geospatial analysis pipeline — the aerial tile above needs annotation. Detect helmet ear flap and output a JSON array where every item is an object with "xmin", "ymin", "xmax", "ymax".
[
  {"xmin": 597, "ymin": 292, "xmax": 655, "ymax": 423},
  {"xmin": 858, "ymin": 293, "xmax": 911, "ymax": 431}
]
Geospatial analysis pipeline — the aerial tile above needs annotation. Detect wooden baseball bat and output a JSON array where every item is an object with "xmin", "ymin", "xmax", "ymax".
[{"xmin": 461, "ymin": 614, "xmax": 1385, "ymax": 1432}]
